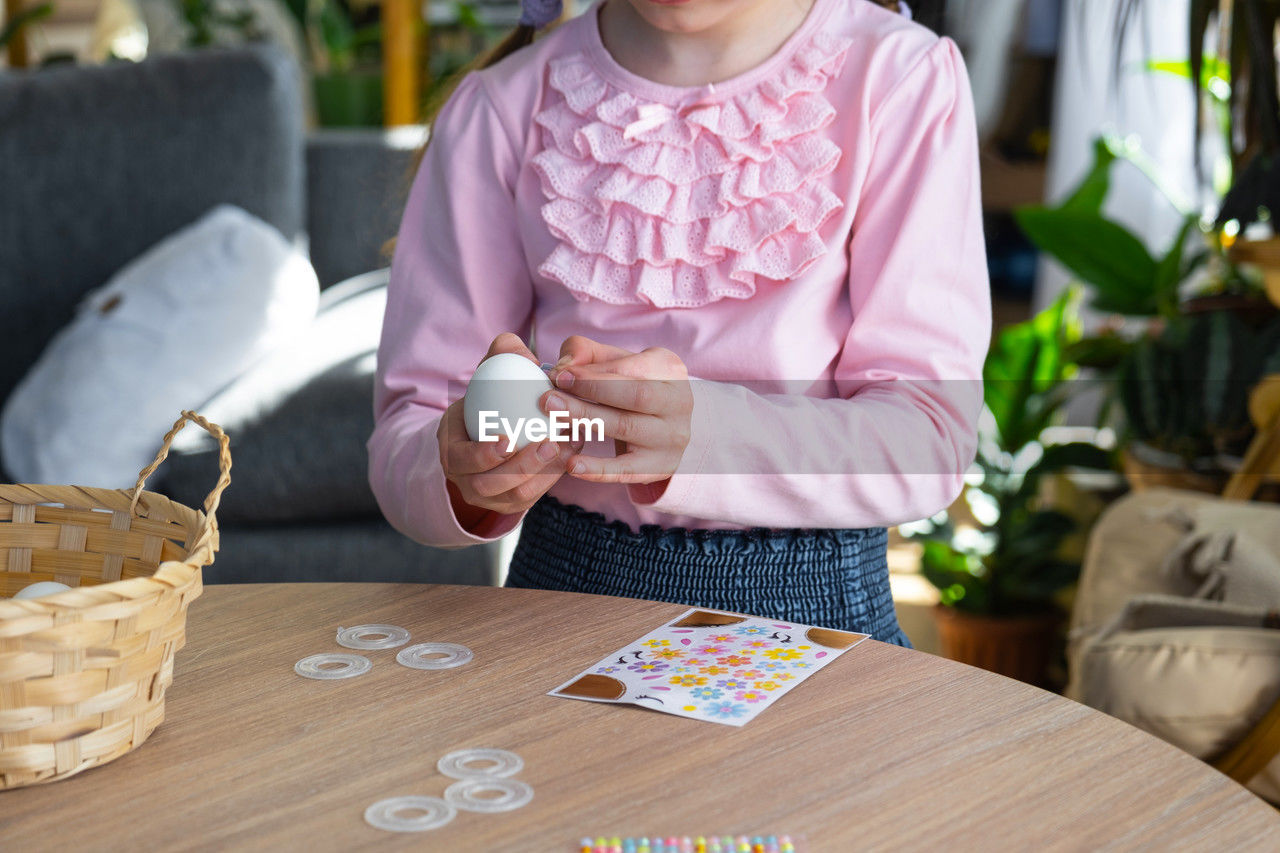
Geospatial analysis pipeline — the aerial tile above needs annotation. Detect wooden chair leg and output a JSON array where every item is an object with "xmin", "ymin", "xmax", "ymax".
[
  {"xmin": 1223, "ymin": 377, "xmax": 1280, "ymax": 501},
  {"xmin": 1214, "ymin": 691, "xmax": 1280, "ymax": 787}
]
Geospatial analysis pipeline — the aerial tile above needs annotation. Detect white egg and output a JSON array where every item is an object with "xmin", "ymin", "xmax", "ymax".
[
  {"xmin": 14, "ymin": 581, "xmax": 72, "ymax": 599},
  {"xmin": 463, "ymin": 353, "xmax": 554, "ymax": 450}
]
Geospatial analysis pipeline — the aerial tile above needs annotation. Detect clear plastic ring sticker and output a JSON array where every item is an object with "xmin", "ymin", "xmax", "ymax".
[
  {"xmin": 363, "ymin": 795, "xmax": 456, "ymax": 832},
  {"xmin": 294, "ymin": 653, "xmax": 372, "ymax": 680},
  {"xmin": 437, "ymin": 748, "xmax": 524, "ymax": 780},
  {"xmin": 336, "ymin": 624, "xmax": 411, "ymax": 650},
  {"xmin": 396, "ymin": 642, "xmax": 473, "ymax": 670},
  {"xmin": 444, "ymin": 778, "xmax": 534, "ymax": 813}
]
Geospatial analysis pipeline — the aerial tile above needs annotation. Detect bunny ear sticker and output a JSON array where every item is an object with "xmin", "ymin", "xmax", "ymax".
[
  {"xmin": 805, "ymin": 627, "xmax": 868, "ymax": 649},
  {"xmin": 671, "ymin": 611, "xmax": 746, "ymax": 629},
  {"xmin": 555, "ymin": 674, "xmax": 627, "ymax": 701}
]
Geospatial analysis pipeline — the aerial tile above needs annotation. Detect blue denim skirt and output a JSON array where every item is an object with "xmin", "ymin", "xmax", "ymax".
[{"xmin": 505, "ymin": 497, "xmax": 911, "ymax": 646}]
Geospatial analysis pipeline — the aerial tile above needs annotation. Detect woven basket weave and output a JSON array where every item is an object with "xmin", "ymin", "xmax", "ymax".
[{"xmin": 0, "ymin": 410, "xmax": 230, "ymax": 789}]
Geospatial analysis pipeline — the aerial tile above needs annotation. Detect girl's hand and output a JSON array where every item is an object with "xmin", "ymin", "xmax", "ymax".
[
  {"xmin": 439, "ymin": 333, "xmax": 572, "ymax": 531},
  {"xmin": 545, "ymin": 336, "xmax": 693, "ymax": 485}
]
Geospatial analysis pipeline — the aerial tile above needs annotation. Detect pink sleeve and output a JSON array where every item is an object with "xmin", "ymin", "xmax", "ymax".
[
  {"xmin": 367, "ymin": 72, "xmax": 532, "ymax": 547},
  {"xmin": 633, "ymin": 39, "xmax": 990, "ymax": 529}
]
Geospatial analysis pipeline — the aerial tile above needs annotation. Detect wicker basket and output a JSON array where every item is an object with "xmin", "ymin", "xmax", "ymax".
[{"xmin": 0, "ymin": 410, "xmax": 230, "ymax": 789}]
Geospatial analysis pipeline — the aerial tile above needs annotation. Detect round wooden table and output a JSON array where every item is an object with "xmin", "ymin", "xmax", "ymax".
[{"xmin": 3, "ymin": 584, "xmax": 1277, "ymax": 849}]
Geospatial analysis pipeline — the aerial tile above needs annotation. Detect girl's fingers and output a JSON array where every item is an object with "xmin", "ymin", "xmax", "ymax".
[
  {"xmin": 467, "ymin": 439, "xmax": 567, "ymax": 498},
  {"xmin": 446, "ymin": 434, "xmax": 514, "ymax": 476},
  {"xmin": 568, "ymin": 346, "xmax": 686, "ymax": 380},
  {"xmin": 483, "ymin": 460, "xmax": 564, "ymax": 509},
  {"xmin": 542, "ymin": 389, "xmax": 665, "ymax": 446},
  {"xmin": 485, "ymin": 332, "xmax": 540, "ymax": 365},
  {"xmin": 556, "ymin": 335, "xmax": 633, "ymax": 368},
  {"xmin": 441, "ymin": 402, "xmax": 512, "ymax": 474},
  {"xmin": 564, "ymin": 450, "xmax": 661, "ymax": 484},
  {"xmin": 549, "ymin": 367, "xmax": 680, "ymax": 416}
]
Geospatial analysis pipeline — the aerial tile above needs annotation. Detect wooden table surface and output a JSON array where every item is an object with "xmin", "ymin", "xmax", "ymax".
[{"xmin": 2, "ymin": 583, "xmax": 1277, "ymax": 851}]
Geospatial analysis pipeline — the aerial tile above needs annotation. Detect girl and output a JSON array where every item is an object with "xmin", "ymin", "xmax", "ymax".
[{"xmin": 368, "ymin": 0, "xmax": 989, "ymax": 645}]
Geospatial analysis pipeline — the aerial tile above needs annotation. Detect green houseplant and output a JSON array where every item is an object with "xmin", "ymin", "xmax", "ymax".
[
  {"xmin": 282, "ymin": 0, "xmax": 384, "ymax": 126},
  {"xmin": 0, "ymin": 1, "xmax": 52, "ymax": 61},
  {"xmin": 916, "ymin": 290, "xmax": 1112, "ymax": 686},
  {"xmin": 1015, "ymin": 135, "xmax": 1280, "ymax": 491},
  {"xmin": 1118, "ymin": 0, "xmax": 1280, "ymax": 307},
  {"xmin": 1119, "ymin": 0, "xmax": 1280, "ymax": 230}
]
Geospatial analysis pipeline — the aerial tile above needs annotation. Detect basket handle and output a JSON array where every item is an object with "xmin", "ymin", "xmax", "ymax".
[{"xmin": 128, "ymin": 411, "xmax": 232, "ymax": 547}]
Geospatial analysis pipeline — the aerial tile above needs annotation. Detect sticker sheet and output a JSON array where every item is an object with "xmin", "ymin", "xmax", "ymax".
[{"xmin": 550, "ymin": 609, "xmax": 868, "ymax": 727}]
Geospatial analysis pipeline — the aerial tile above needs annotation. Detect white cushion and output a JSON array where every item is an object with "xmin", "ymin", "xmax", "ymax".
[
  {"xmin": 0, "ymin": 205, "xmax": 319, "ymax": 488},
  {"xmin": 168, "ymin": 267, "xmax": 388, "ymax": 449}
]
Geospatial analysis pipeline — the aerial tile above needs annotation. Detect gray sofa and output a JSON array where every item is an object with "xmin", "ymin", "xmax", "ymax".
[{"xmin": 0, "ymin": 46, "xmax": 500, "ymax": 585}]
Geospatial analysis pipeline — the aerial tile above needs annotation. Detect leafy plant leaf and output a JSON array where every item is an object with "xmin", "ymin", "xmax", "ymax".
[
  {"xmin": 1155, "ymin": 215, "xmax": 1201, "ymax": 319},
  {"xmin": 1067, "ymin": 333, "xmax": 1133, "ymax": 369},
  {"xmin": 1015, "ymin": 207, "xmax": 1159, "ymax": 315},
  {"xmin": 0, "ymin": 2, "xmax": 52, "ymax": 50},
  {"xmin": 1060, "ymin": 138, "xmax": 1119, "ymax": 214}
]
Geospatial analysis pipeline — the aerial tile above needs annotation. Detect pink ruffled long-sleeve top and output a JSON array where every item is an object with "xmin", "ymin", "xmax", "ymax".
[{"xmin": 369, "ymin": 0, "xmax": 991, "ymax": 548}]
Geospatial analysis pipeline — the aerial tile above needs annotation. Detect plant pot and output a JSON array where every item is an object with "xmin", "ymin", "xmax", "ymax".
[
  {"xmin": 1121, "ymin": 441, "xmax": 1228, "ymax": 495},
  {"xmin": 933, "ymin": 605, "xmax": 1060, "ymax": 688},
  {"xmin": 313, "ymin": 69, "xmax": 384, "ymax": 128},
  {"xmin": 1122, "ymin": 440, "xmax": 1280, "ymax": 501}
]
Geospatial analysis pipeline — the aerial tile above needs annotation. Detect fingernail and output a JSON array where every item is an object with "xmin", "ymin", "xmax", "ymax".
[
  {"xmin": 536, "ymin": 441, "xmax": 558, "ymax": 462},
  {"xmin": 571, "ymin": 460, "xmax": 586, "ymax": 474},
  {"xmin": 555, "ymin": 354, "xmax": 572, "ymax": 367},
  {"xmin": 555, "ymin": 370, "xmax": 575, "ymax": 389},
  {"xmin": 546, "ymin": 393, "xmax": 568, "ymax": 412}
]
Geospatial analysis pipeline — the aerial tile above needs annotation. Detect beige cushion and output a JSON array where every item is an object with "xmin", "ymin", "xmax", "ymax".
[
  {"xmin": 1069, "ymin": 490, "xmax": 1280, "ymax": 803},
  {"xmin": 1067, "ymin": 488, "xmax": 1280, "ymax": 698}
]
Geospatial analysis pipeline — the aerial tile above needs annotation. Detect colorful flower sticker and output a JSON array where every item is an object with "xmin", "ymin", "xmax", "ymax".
[
  {"xmin": 706, "ymin": 702, "xmax": 749, "ymax": 720},
  {"xmin": 627, "ymin": 661, "xmax": 669, "ymax": 673},
  {"xmin": 669, "ymin": 674, "xmax": 708, "ymax": 687},
  {"xmin": 716, "ymin": 678, "xmax": 750, "ymax": 691},
  {"xmin": 549, "ymin": 606, "xmax": 869, "ymax": 728}
]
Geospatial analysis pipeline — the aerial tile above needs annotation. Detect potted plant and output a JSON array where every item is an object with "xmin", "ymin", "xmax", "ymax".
[
  {"xmin": 1016, "ymin": 134, "xmax": 1280, "ymax": 492},
  {"xmin": 282, "ymin": 0, "xmax": 384, "ymax": 126},
  {"xmin": 1120, "ymin": 1, "xmax": 1280, "ymax": 301},
  {"xmin": 914, "ymin": 290, "xmax": 1112, "ymax": 687},
  {"xmin": 0, "ymin": 1, "xmax": 52, "ymax": 67}
]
